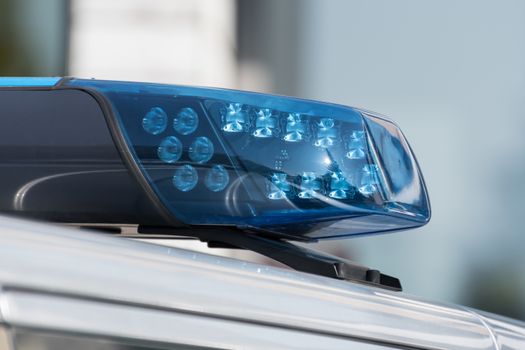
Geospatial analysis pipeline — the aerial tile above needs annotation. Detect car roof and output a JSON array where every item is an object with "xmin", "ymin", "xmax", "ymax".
[{"xmin": 0, "ymin": 215, "xmax": 522, "ymax": 349}]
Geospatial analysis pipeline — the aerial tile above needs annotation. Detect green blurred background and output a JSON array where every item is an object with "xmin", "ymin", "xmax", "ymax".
[{"xmin": 1, "ymin": 0, "xmax": 525, "ymax": 321}]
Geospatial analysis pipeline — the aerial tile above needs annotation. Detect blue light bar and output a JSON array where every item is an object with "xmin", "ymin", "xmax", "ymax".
[
  {"xmin": 65, "ymin": 78, "xmax": 430, "ymax": 239},
  {"xmin": 0, "ymin": 77, "xmax": 61, "ymax": 87}
]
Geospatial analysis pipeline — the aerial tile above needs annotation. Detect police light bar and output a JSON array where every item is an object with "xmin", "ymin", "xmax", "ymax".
[{"xmin": 0, "ymin": 77, "xmax": 430, "ymax": 241}]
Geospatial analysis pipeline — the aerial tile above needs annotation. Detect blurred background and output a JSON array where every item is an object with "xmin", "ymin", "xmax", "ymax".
[{"xmin": 1, "ymin": 0, "xmax": 525, "ymax": 320}]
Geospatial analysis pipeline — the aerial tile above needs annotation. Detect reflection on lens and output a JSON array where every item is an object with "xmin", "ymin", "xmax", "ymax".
[
  {"xmin": 173, "ymin": 165, "xmax": 198, "ymax": 192},
  {"xmin": 142, "ymin": 107, "xmax": 167, "ymax": 135},
  {"xmin": 174, "ymin": 107, "xmax": 199, "ymax": 135},
  {"xmin": 157, "ymin": 136, "xmax": 182, "ymax": 163},
  {"xmin": 189, "ymin": 136, "xmax": 214, "ymax": 163},
  {"xmin": 205, "ymin": 165, "xmax": 230, "ymax": 192}
]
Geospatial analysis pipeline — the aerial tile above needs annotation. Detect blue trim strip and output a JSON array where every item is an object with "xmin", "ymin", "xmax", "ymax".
[{"xmin": 0, "ymin": 77, "xmax": 62, "ymax": 87}]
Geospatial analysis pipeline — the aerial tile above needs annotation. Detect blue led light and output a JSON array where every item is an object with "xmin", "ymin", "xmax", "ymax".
[
  {"xmin": 157, "ymin": 136, "xmax": 183, "ymax": 163},
  {"xmin": 315, "ymin": 118, "xmax": 338, "ymax": 148},
  {"xmin": 346, "ymin": 131, "xmax": 366, "ymax": 159},
  {"xmin": 173, "ymin": 165, "xmax": 198, "ymax": 192},
  {"xmin": 284, "ymin": 113, "xmax": 308, "ymax": 142},
  {"xmin": 66, "ymin": 78, "xmax": 431, "ymax": 240},
  {"xmin": 142, "ymin": 107, "xmax": 167, "ymax": 135},
  {"xmin": 329, "ymin": 171, "xmax": 351, "ymax": 199},
  {"xmin": 222, "ymin": 103, "xmax": 247, "ymax": 132},
  {"xmin": 253, "ymin": 109, "xmax": 278, "ymax": 138},
  {"xmin": 298, "ymin": 172, "xmax": 321, "ymax": 199},
  {"xmin": 205, "ymin": 165, "xmax": 230, "ymax": 192},
  {"xmin": 267, "ymin": 173, "xmax": 291, "ymax": 200},
  {"xmin": 359, "ymin": 164, "xmax": 379, "ymax": 196},
  {"xmin": 189, "ymin": 136, "xmax": 214, "ymax": 164},
  {"xmin": 173, "ymin": 107, "xmax": 199, "ymax": 135}
]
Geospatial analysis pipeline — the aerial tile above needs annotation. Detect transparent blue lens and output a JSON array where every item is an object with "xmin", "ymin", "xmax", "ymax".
[
  {"xmin": 284, "ymin": 113, "xmax": 308, "ymax": 142},
  {"xmin": 157, "ymin": 136, "xmax": 182, "ymax": 163},
  {"xmin": 142, "ymin": 107, "xmax": 167, "ymax": 135},
  {"xmin": 298, "ymin": 172, "xmax": 321, "ymax": 199},
  {"xmin": 253, "ymin": 108, "xmax": 278, "ymax": 138},
  {"xmin": 189, "ymin": 136, "xmax": 214, "ymax": 164},
  {"xmin": 173, "ymin": 165, "xmax": 198, "ymax": 192},
  {"xmin": 222, "ymin": 103, "xmax": 247, "ymax": 132},
  {"xmin": 267, "ymin": 173, "xmax": 291, "ymax": 200},
  {"xmin": 315, "ymin": 118, "xmax": 338, "ymax": 148},
  {"xmin": 174, "ymin": 107, "xmax": 199, "ymax": 135},
  {"xmin": 67, "ymin": 78, "xmax": 430, "ymax": 240},
  {"xmin": 205, "ymin": 165, "xmax": 230, "ymax": 192},
  {"xmin": 346, "ymin": 130, "xmax": 366, "ymax": 159}
]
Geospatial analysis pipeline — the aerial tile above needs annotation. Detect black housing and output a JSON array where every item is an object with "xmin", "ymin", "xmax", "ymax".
[{"xmin": 0, "ymin": 88, "xmax": 168, "ymax": 226}]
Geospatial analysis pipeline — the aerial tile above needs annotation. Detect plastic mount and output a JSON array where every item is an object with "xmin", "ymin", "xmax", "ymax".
[{"xmin": 137, "ymin": 225, "xmax": 402, "ymax": 292}]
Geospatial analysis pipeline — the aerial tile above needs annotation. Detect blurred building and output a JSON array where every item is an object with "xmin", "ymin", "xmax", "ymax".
[
  {"xmin": 69, "ymin": 0, "xmax": 237, "ymax": 87},
  {"xmin": 1, "ymin": 0, "xmax": 525, "ymax": 320}
]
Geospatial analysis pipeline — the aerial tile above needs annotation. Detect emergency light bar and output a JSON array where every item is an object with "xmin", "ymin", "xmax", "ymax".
[{"xmin": 0, "ymin": 77, "xmax": 430, "ymax": 241}]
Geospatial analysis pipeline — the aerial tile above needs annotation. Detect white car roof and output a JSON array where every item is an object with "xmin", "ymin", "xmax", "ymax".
[{"xmin": 0, "ymin": 215, "xmax": 522, "ymax": 350}]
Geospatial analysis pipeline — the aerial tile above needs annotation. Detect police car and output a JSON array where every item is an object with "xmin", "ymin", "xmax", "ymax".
[{"xmin": 0, "ymin": 77, "xmax": 522, "ymax": 350}]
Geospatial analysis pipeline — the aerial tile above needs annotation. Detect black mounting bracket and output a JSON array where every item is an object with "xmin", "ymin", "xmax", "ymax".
[{"xmin": 137, "ymin": 225, "xmax": 402, "ymax": 292}]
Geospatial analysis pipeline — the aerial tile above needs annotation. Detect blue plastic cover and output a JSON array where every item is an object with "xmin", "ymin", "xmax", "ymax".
[
  {"xmin": 66, "ymin": 78, "xmax": 430, "ymax": 239},
  {"xmin": 0, "ymin": 77, "xmax": 61, "ymax": 87}
]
